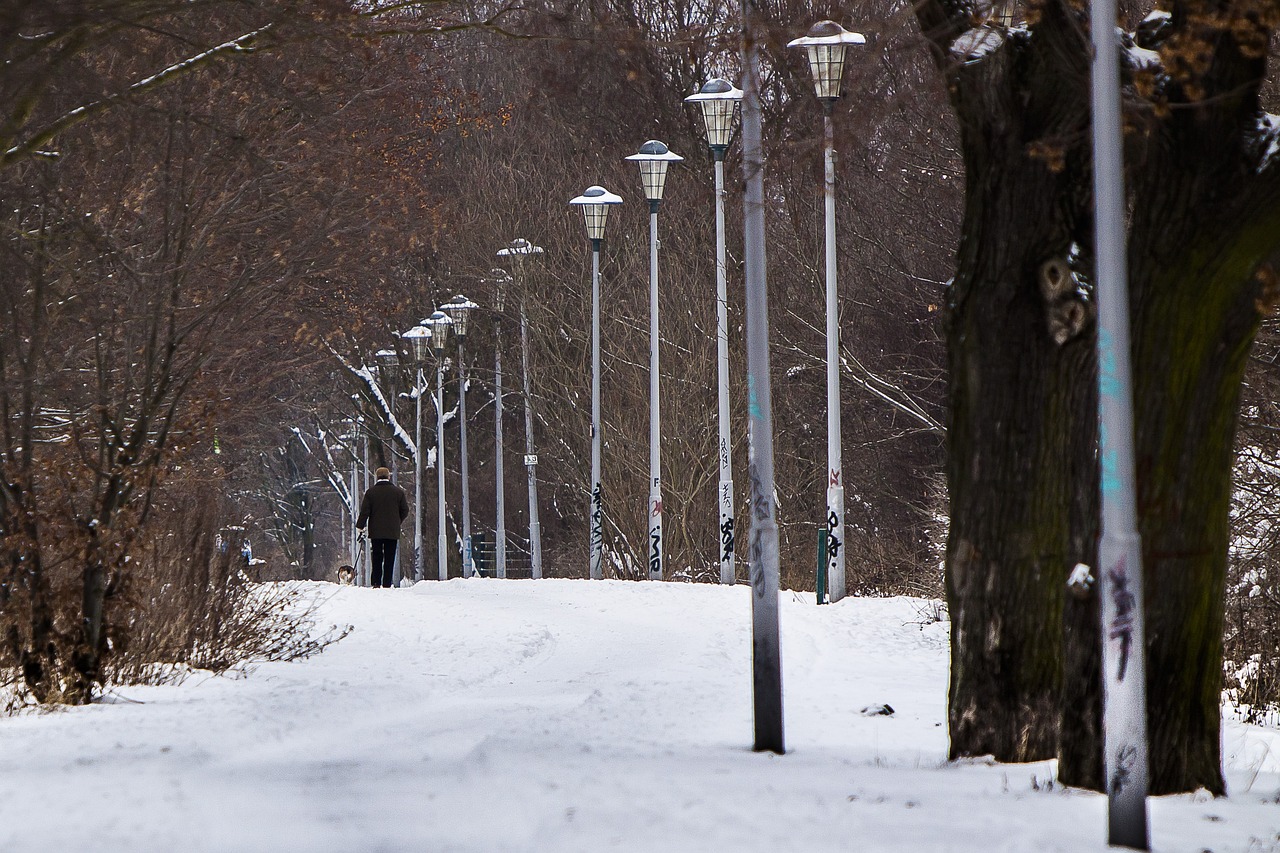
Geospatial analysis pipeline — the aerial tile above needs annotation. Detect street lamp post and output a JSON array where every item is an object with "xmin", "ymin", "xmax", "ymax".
[
  {"xmin": 686, "ymin": 78, "xmax": 743, "ymax": 586},
  {"xmin": 497, "ymin": 238, "xmax": 545, "ymax": 579},
  {"xmin": 742, "ymin": 0, "xmax": 785, "ymax": 753},
  {"xmin": 342, "ymin": 418, "xmax": 358, "ymax": 569},
  {"xmin": 360, "ymin": 418, "xmax": 370, "ymax": 586},
  {"xmin": 429, "ymin": 309, "xmax": 453, "ymax": 580},
  {"xmin": 626, "ymin": 139, "xmax": 683, "ymax": 582},
  {"xmin": 490, "ymin": 269, "xmax": 513, "ymax": 579},
  {"xmin": 443, "ymin": 294, "xmax": 480, "ymax": 577},
  {"xmin": 402, "ymin": 322, "xmax": 433, "ymax": 583},
  {"xmin": 570, "ymin": 185, "xmax": 624, "ymax": 581},
  {"xmin": 789, "ymin": 20, "xmax": 865, "ymax": 604},
  {"xmin": 1089, "ymin": 0, "xmax": 1150, "ymax": 840}
]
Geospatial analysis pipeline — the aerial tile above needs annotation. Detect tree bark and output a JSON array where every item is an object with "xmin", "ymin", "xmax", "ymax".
[
  {"xmin": 923, "ymin": 2, "xmax": 1098, "ymax": 763},
  {"xmin": 918, "ymin": 0, "xmax": 1280, "ymax": 792}
]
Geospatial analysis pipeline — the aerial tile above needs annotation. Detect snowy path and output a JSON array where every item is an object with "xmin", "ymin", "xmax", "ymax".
[{"xmin": 0, "ymin": 579, "xmax": 1277, "ymax": 852}]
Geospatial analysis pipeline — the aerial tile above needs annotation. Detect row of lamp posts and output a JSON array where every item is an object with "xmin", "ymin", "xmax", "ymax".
[
  {"xmin": 401, "ymin": 286, "xmax": 539, "ymax": 584},
  {"xmin": 559, "ymin": 19, "xmax": 861, "ymax": 591},
  {"xmin": 378, "ymin": 19, "xmax": 864, "ymax": 594},
  {"xmin": 400, "ymin": 308, "xmax": 454, "ymax": 583}
]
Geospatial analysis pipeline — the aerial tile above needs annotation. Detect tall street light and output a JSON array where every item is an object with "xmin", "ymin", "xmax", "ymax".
[
  {"xmin": 626, "ymin": 139, "xmax": 683, "ymax": 582},
  {"xmin": 570, "ymin": 185, "xmax": 624, "ymax": 581},
  {"xmin": 742, "ymin": 0, "xmax": 784, "ymax": 753},
  {"xmin": 686, "ymin": 78, "xmax": 743, "ymax": 586},
  {"xmin": 443, "ymin": 294, "xmax": 480, "ymax": 577},
  {"xmin": 429, "ymin": 309, "xmax": 453, "ymax": 580},
  {"xmin": 497, "ymin": 238, "xmax": 545, "ymax": 579},
  {"xmin": 489, "ymin": 269, "xmax": 513, "ymax": 579},
  {"xmin": 402, "ymin": 322, "xmax": 433, "ymax": 583},
  {"xmin": 789, "ymin": 19, "xmax": 865, "ymax": 605},
  {"xmin": 1090, "ymin": 0, "xmax": 1150, "ymax": 839}
]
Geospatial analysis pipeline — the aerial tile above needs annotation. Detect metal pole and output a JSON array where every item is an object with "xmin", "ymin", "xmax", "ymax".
[
  {"xmin": 823, "ymin": 106, "xmax": 847, "ymax": 604},
  {"xmin": 520, "ymin": 299, "xmax": 543, "ymax": 579},
  {"xmin": 590, "ymin": 239, "xmax": 605, "ymax": 580},
  {"xmin": 459, "ymin": 335, "xmax": 473, "ymax": 578},
  {"xmin": 1091, "ymin": 0, "xmax": 1150, "ymax": 845},
  {"xmin": 741, "ymin": 0, "xmax": 784, "ymax": 754},
  {"xmin": 647, "ymin": 204, "xmax": 664, "ymax": 582},
  {"xmin": 437, "ymin": 355, "xmax": 448, "ymax": 581},
  {"xmin": 495, "ymin": 316, "xmax": 507, "ymax": 579},
  {"xmin": 350, "ymin": 450, "xmax": 358, "ymax": 569},
  {"xmin": 714, "ymin": 154, "xmax": 736, "ymax": 586},
  {"xmin": 362, "ymin": 429, "xmax": 371, "ymax": 587},
  {"xmin": 414, "ymin": 366, "xmax": 424, "ymax": 582}
]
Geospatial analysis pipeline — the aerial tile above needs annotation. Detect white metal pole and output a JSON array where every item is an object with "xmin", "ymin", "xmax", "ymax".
[
  {"xmin": 590, "ymin": 240, "xmax": 605, "ymax": 580},
  {"xmin": 1090, "ymin": 0, "xmax": 1150, "ymax": 845},
  {"xmin": 520, "ymin": 299, "xmax": 543, "ymax": 579},
  {"xmin": 741, "ymin": 0, "xmax": 784, "ymax": 753},
  {"xmin": 459, "ymin": 336, "xmax": 473, "ymax": 578},
  {"xmin": 414, "ymin": 366, "xmax": 423, "ymax": 582},
  {"xmin": 714, "ymin": 155, "xmax": 736, "ymax": 586},
  {"xmin": 350, "ymin": 451, "xmax": 358, "ymax": 569},
  {"xmin": 823, "ymin": 107, "xmax": 847, "ymax": 603},
  {"xmin": 437, "ymin": 356, "xmax": 448, "ymax": 581},
  {"xmin": 362, "ymin": 430, "xmax": 371, "ymax": 587},
  {"xmin": 495, "ymin": 317, "xmax": 507, "ymax": 579},
  {"xmin": 647, "ymin": 205, "xmax": 664, "ymax": 581}
]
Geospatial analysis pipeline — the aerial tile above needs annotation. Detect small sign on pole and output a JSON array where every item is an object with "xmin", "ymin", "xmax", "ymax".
[{"xmin": 524, "ymin": 454, "xmax": 538, "ymax": 466}]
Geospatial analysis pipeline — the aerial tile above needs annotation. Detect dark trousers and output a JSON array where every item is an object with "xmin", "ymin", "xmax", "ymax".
[{"xmin": 371, "ymin": 538, "xmax": 398, "ymax": 588}]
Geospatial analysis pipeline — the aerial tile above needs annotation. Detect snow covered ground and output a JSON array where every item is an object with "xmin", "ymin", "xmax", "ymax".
[{"xmin": 0, "ymin": 579, "xmax": 1277, "ymax": 852}]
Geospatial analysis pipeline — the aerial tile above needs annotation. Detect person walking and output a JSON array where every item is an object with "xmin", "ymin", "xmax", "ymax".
[{"xmin": 355, "ymin": 467, "xmax": 410, "ymax": 588}]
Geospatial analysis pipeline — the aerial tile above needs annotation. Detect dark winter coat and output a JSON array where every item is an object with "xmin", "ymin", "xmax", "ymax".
[{"xmin": 356, "ymin": 480, "xmax": 410, "ymax": 540}]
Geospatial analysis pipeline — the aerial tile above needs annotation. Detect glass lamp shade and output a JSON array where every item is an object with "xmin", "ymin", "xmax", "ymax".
[
  {"xmin": 787, "ymin": 21, "xmax": 866, "ymax": 101},
  {"xmin": 375, "ymin": 349, "xmax": 398, "ymax": 383},
  {"xmin": 488, "ymin": 268, "xmax": 512, "ymax": 312},
  {"xmin": 402, "ymin": 324, "xmax": 432, "ymax": 364},
  {"xmin": 625, "ymin": 140, "xmax": 683, "ymax": 202},
  {"xmin": 428, "ymin": 310, "xmax": 453, "ymax": 354},
  {"xmin": 442, "ymin": 293, "xmax": 479, "ymax": 338},
  {"xmin": 569, "ymin": 185, "xmax": 623, "ymax": 241},
  {"xmin": 684, "ymin": 78, "xmax": 743, "ymax": 151}
]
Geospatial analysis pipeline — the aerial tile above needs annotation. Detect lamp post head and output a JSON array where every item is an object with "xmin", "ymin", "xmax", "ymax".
[
  {"xmin": 375, "ymin": 348, "xmax": 399, "ymax": 386},
  {"xmin": 684, "ymin": 78, "xmax": 743, "ymax": 158},
  {"xmin": 428, "ymin": 310, "xmax": 453, "ymax": 355},
  {"xmin": 496, "ymin": 238, "xmax": 544, "ymax": 286},
  {"xmin": 402, "ymin": 323, "xmax": 432, "ymax": 364},
  {"xmin": 569, "ymin": 185, "xmax": 623, "ymax": 245},
  {"xmin": 626, "ymin": 140, "xmax": 683, "ymax": 211},
  {"xmin": 441, "ymin": 293, "xmax": 479, "ymax": 339},
  {"xmin": 787, "ymin": 20, "xmax": 866, "ymax": 105},
  {"xmin": 487, "ymin": 267, "xmax": 513, "ymax": 313}
]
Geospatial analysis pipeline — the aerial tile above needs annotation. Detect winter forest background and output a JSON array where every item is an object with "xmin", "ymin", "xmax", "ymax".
[{"xmin": 2, "ymin": 0, "xmax": 1279, "ymax": 803}]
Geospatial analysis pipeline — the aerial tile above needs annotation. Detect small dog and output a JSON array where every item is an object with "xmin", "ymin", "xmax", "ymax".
[{"xmin": 337, "ymin": 565, "xmax": 356, "ymax": 585}]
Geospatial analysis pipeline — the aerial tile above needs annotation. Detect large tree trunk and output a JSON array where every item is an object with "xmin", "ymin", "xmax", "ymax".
[
  {"xmin": 918, "ymin": 0, "xmax": 1280, "ymax": 793},
  {"xmin": 930, "ymin": 2, "xmax": 1098, "ymax": 763},
  {"xmin": 1127, "ymin": 225, "xmax": 1275, "ymax": 793},
  {"xmin": 944, "ymin": 179, "xmax": 1098, "ymax": 761}
]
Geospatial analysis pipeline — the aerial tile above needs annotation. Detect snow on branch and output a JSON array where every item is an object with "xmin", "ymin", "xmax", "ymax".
[
  {"xmin": 328, "ymin": 344, "xmax": 417, "ymax": 459},
  {"xmin": 2, "ymin": 26, "xmax": 272, "ymax": 169},
  {"xmin": 292, "ymin": 425, "xmax": 355, "ymax": 513}
]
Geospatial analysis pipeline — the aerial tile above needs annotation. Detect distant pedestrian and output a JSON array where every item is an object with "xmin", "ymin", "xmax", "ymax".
[{"xmin": 355, "ymin": 467, "xmax": 409, "ymax": 588}]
